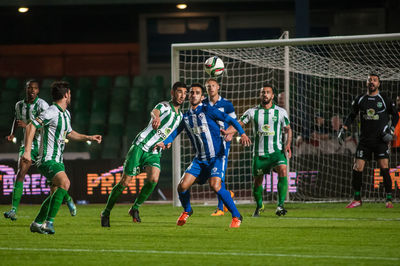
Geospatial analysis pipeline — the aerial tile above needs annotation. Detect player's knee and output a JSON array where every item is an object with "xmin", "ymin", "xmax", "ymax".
[
  {"xmin": 120, "ymin": 174, "xmax": 132, "ymax": 186},
  {"xmin": 177, "ymin": 183, "xmax": 185, "ymax": 193},
  {"xmin": 148, "ymin": 175, "xmax": 160, "ymax": 183},
  {"xmin": 352, "ymin": 163, "xmax": 363, "ymax": 172},
  {"xmin": 276, "ymin": 167, "xmax": 287, "ymax": 177},
  {"xmin": 15, "ymin": 172, "xmax": 26, "ymax": 182},
  {"xmin": 210, "ymin": 183, "xmax": 221, "ymax": 193},
  {"xmin": 254, "ymin": 176, "xmax": 263, "ymax": 187},
  {"xmin": 60, "ymin": 178, "xmax": 70, "ymax": 190}
]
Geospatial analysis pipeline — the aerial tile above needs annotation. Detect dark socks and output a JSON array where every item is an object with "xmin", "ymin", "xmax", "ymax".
[
  {"xmin": 178, "ymin": 190, "xmax": 192, "ymax": 213},
  {"xmin": 381, "ymin": 168, "xmax": 392, "ymax": 201},
  {"xmin": 352, "ymin": 170, "xmax": 362, "ymax": 201}
]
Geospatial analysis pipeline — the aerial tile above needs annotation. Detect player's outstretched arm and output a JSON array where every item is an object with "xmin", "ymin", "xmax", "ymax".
[
  {"xmin": 5, "ymin": 119, "xmax": 17, "ymax": 142},
  {"xmin": 240, "ymin": 134, "xmax": 251, "ymax": 147},
  {"xmin": 67, "ymin": 130, "xmax": 102, "ymax": 144},
  {"xmin": 22, "ymin": 123, "xmax": 37, "ymax": 162},
  {"xmin": 224, "ymin": 116, "xmax": 251, "ymax": 146},
  {"xmin": 221, "ymin": 125, "xmax": 237, "ymax": 137}
]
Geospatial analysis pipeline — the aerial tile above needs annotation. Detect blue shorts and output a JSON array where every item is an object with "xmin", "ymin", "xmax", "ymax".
[{"xmin": 185, "ymin": 156, "xmax": 227, "ymax": 184}]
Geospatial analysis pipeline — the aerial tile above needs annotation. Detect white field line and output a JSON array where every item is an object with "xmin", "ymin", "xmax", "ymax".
[
  {"xmin": 0, "ymin": 247, "xmax": 399, "ymax": 261},
  {"xmin": 279, "ymin": 217, "xmax": 400, "ymax": 221}
]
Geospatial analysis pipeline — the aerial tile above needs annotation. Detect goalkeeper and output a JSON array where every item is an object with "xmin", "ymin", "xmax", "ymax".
[{"xmin": 338, "ymin": 74, "xmax": 399, "ymax": 208}]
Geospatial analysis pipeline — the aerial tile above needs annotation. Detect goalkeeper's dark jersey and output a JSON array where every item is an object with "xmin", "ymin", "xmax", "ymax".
[{"xmin": 344, "ymin": 93, "xmax": 399, "ymax": 143}]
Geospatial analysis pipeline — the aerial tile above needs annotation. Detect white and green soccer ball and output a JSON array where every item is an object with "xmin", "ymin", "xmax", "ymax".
[{"xmin": 204, "ymin": 56, "xmax": 224, "ymax": 77}]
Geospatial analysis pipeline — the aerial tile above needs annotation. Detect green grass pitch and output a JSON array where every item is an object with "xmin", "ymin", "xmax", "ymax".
[{"xmin": 1, "ymin": 203, "xmax": 399, "ymax": 265}]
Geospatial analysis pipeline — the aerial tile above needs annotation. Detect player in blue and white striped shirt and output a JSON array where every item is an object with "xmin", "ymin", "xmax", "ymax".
[
  {"xmin": 203, "ymin": 78, "xmax": 236, "ymax": 216},
  {"xmin": 156, "ymin": 83, "xmax": 251, "ymax": 228}
]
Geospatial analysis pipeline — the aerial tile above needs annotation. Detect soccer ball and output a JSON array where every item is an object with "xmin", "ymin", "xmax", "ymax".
[{"xmin": 204, "ymin": 56, "xmax": 224, "ymax": 77}]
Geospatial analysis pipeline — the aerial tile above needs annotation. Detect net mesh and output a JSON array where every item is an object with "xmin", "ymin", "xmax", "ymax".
[{"xmin": 174, "ymin": 35, "xmax": 400, "ymax": 203}]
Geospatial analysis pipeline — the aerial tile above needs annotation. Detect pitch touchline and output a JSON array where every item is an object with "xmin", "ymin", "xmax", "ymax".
[
  {"xmin": 280, "ymin": 217, "xmax": 400, "ymax": 221},
  {"xmin": 0, "ymin": 247, "xmax": 398, "ymax": 261}
]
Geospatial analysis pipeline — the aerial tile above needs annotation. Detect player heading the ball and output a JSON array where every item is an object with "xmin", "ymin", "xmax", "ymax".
[{"xmin": 155, "ymin": 83, "xmax": 250, "ymax": 228}]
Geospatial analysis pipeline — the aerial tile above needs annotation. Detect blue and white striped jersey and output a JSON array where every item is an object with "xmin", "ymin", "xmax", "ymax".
[
  {"xmin": 203, "ymin": 96, "xmax": 236, "ymax": 129},
  {"xmin": 164, "ymin": 103, "xmax": 244, "ymax": 161},
  {"xmin": 203, "ymin": 96, "xmax": 236, "ymax": 155}
]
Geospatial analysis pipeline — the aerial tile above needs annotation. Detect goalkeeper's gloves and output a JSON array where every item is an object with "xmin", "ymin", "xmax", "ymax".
[
  {"xmin": 337, "ymin": 127, "xmax": 346, "ymax": 145},
  {"xmin": 382, "ymin": 125, "xmax": 395, "ymax": 143}
]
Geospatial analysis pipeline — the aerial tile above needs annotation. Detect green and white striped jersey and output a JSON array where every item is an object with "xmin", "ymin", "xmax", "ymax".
[
  {"xmin": 15, "ymin": 97, "xmax": 49, "ymax": 150},
  {"xmin": 240, "ymin": 104, "xmax": 290, "ymax": 156},
  {"xmin": 32, "ymin": 104, "xmax": 72, "ymax": 164},
  {"xmin": 133, "ymin": 101, "xmax": 183, "ymax": 153}
]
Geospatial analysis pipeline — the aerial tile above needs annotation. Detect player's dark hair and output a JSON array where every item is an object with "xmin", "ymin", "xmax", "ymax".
[
  {"xmin": 191, "ymin": 83, "xmax": 204, "ymax": 94},
  {"xmin": 205, "ymin": 78, "xmax": 219, "ymax": 86},
  {"xmin": 262, "ymin": 83, "xmax": 276, "ymax": 95},
  {"xmin": 25, "ymin": 79, "xmax": 39, "ymax": 88},
  {"xmin": 262, "ymin": 83, "xmax": 274, "ymax": 89},
  {"xmin": 172, "ymin": 81, "xmax": 187, "ymax": 92},
  {"xmin": 51, "ymin": 81, "xmax": 70, "ymax": 101},
  {"xmin": 368, "ymin": 73, "xmax": 380, "ymax": 82}
]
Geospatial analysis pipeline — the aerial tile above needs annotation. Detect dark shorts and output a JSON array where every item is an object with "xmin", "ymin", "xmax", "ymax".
[{"xmin": 355, "ymin": 141, "xmax": 390, "ymax": 160}]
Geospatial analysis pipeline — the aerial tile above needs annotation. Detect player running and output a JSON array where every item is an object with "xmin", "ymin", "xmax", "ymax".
[
  {"xmin": 3, "ymin": 79, "xmax": 76, "ymax": 221},
  {"xmin": 223, "ymin": 83, "xmax": 292, "ymax": 217},
  {"xmin": 100, "ymin": 82, "xmax": 187, "ymax": 227},
  {"xmin": 339, "ymin": 73, "xmax": 399, "ymax": 208},
  {"xmin": 25, "ymin": 81, "xmax": 102, "ymax": 234},
  {"xmin": 203, "ymin": 78, "xmax": 236, "ymax": 216},
  {"xmin": 155, "ymin": 83, "xmax": 251, "ymax": 228}
]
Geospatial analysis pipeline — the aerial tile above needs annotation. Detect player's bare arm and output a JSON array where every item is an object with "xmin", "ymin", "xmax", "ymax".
[
  {"xmin": 151, "ymin": 109, "xmax": 161, "ymax": 130},
  {"xmin": 67, "ymin": 130, "xmax": 102, "ymax": 144},
  {"xmin": 16, "ymin": 120, "xmax": 28, "ymax": 128},
  {"xmin": 5, "ymin": 119, "xmax": 18, "ymax": 142},
  {"xmin": 221, "ymin": 125, "xmax": 235, "ymax": 136},
  {"xmin": 22, "ymin": 123, "xmax": 37, "ymax": 162},
  {"xmin": 284, "ymin": 125, "xmax": 292, "ymax": 159},
  {"xmin": 221, "ymin": 120, "xmax": 245, "ymax": 138},
  {"xmin": 224, "ymin": 115, "xmax": 251, "ymax": 147},
  {"xmin": 240, "ymin": 133, "xmax": 251, "ymax": 147},
  {"xmin": 153, "ymin": 142, "xmax": 166, "ymax": 151}
]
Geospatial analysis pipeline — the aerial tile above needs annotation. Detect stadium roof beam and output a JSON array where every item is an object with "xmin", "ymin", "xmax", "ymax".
[{"xmin": 0, "ymin": 0, "xmax": 287, "ymax": 6}]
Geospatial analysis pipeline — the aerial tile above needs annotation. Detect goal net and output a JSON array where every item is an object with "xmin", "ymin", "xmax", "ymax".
[{"xmin": 171, "ymin": 33, "xmax": 400, "ymax": 206}]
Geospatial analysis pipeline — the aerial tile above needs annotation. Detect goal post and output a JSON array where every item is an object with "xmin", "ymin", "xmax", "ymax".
[{"xmin": 171, "ymin": 33, "xmax": 400, "ymax": 207}]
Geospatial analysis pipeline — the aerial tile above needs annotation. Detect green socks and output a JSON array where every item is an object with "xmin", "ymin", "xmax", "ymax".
[
  {"xmin": 252, "ymin": 184, "xmax": 263, "ymax": 209},
  {"xmin": 277, "ymin": 176, "xmax": 288, "ymax": 207},
  {"xmin": 64, "ymin": 192, "xmax": 72, "ymax": 203},
  {"xmin": 386, "ymin": 193, "xmax": 392, "ymax": 202},
  {"xmin": 354, "ymin": 191, "xmax": 361, "ymax": 201},
  {"xmin": 132, "ymin": 181, "xmax": 157, "ymax": 210},
  {"xmin": 11, "ymin": 181, "xmax": 24, "ymax": 212},
  {"xmin": 47, "ymin": 188, "xmax": 67, "ymax": 222},
  {"xmin": 34, "ymin": 195, "xmax": 51, "ymax": 224},
  {"xmin": 102, "ymin": 183, "xmax": 126, "ymax": 216}
]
